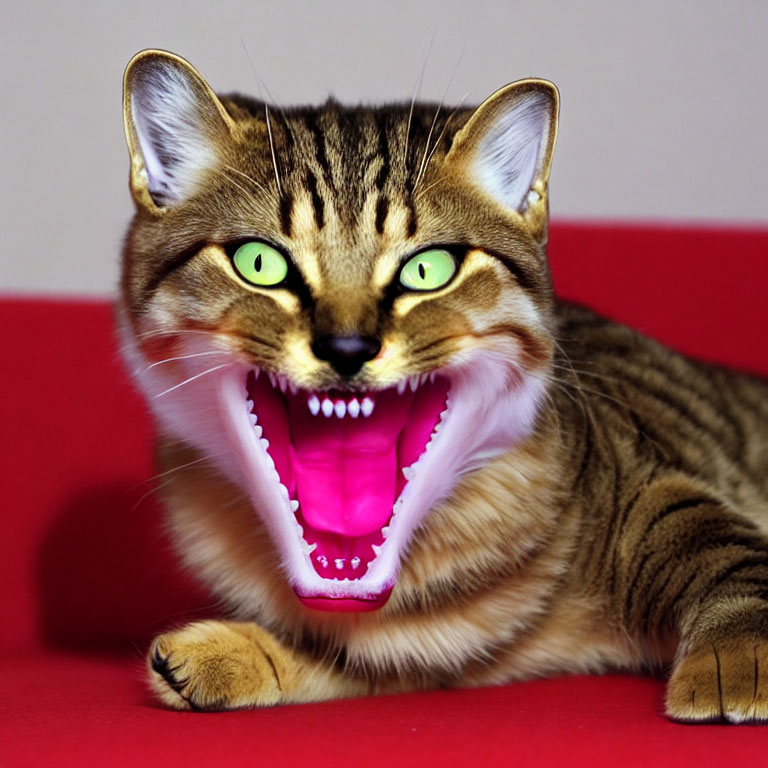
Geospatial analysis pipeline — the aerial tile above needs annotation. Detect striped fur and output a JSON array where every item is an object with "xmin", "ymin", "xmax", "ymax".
[{"xmin": 120, "ymin": 51, "xmax": 768, "ymax": 722}]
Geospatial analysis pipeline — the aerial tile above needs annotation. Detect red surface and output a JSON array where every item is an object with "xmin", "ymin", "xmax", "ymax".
[{"xmin": 2, "ymin": 221, "xmax": 768, "ymax": 766}]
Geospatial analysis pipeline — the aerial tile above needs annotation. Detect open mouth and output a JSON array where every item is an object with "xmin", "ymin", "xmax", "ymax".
[{"xmin": 243, "ymin": 370, "xmax": 450, "ymax": 612}]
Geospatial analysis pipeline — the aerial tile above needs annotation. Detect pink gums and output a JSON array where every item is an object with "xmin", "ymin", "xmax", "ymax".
[{"xmin": 246, "ymin": 372, "xmax": 449, "ymax": 609}]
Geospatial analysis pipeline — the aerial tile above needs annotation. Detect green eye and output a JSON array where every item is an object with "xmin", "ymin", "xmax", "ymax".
[
  {"xmin": 232, "ymin": 241, "xmax": 289, "ymax": 287},
  {"xmin": 399, "ymin": 249, "xmax": 457, "ymax": 291}
]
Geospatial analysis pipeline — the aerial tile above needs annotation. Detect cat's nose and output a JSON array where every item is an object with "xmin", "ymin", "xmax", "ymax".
[{"xmin": 311, "ymin": 334, "xmax": 382, "ymax": 377}]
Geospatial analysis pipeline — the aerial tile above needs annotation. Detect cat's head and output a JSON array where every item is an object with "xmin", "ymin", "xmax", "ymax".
[{"xmin": 120, "ymin": 50, "xmax": 559, "ymax": 613}]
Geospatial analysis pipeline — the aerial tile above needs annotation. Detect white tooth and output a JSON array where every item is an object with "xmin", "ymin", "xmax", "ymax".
[
  {"xmin": 361, "ymin": 397, "xmax": 374, "ymax": 417},
  {"xmin": 371, "ymin": 544, "xmax": 382, "ymax": 556},
  {"xmin": 279, "ymin": 483, "xmax": 289, "ymax": 498},
  {"xmin": 382, "ymin": 526, "xmax": 390, "ymax": 538},
  {"xmin": 267, "ymin": 372, "xmax": 277, "ymax": 388},
  {"xmin": 246, "ymin": 399, "xmax": 254, "ymax": 410},
  {"xmin": 334, "ymin": 400, "xmax": 347, "ymax": 418},
  {"xmin": 290, "ymin": 499, "xmax": 299, "ymax": 512},
  {"xmin": 409, "ymin": 375, "xmax": 419, "ymax": 392},
  {"xmin": 321, "ymin": 397, "xmax": 334, "ymax": 417},
  {"xmin": 265, "ymin": 455, "xmax": 276, "ymax": 469},
  {"xmin": 334, "ymin": 558, "xmax": 345, "ymax": 570},
  {"xmin": 288, "ymin": 381, "xmax": 298, "ymax": 395},
  {"xmin": 252, "ymin": 369, "xmax": 260, "ymax": 381},
  {"xmin": 347, "ymin": 398, "xmax": 360, "ymax": 418},
  {"xmin": 350, "ymin": 556, "xmax": 361, "ymax": 569},
  {"xmin": 421, "ymin": 373, "xmax": 430, "ymax": 386},
  {"xmin": 402, "ymin": 466, "xmax": 414, "ymax": 480},
  {"xmin": 317, "ymin": 555, "xmax": 328, "ymax": 568},
  {"xmin": 249, "ymin": 413, "xmax": 258, "ymax": 425},
  {"xmin": 253, "ymin": 425, "xmax": 263, "ymax": 437},
  {"xmin": 429, "ymin": 372, "xmax": 436, "ymax": 383},
  {"xmin": 308, "ymin": 394, "xmax": 320, "ymax": 416},
  {"xmin": 260, "ymin": 438, "xmax": 270, "ymax": 450},
  {"xmin": 304, "ymin": 541, "xmax": 317, "ymax": 554},
  {"xmin": 396, "ymin": 380, "xmax": 407, "ymax": 396},
  {"xmin": 278, "ymin": 376, "xmax": 288, "ymax": 393}
]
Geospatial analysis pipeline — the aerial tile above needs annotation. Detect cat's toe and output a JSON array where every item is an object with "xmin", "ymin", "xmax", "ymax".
[
  {"xmin": 666, "ymin": 638, "xmax": 768, "ymax": 723},
  {"xmin": 147, "ymin": 621, "xmax": 283, "ymax": 711}
]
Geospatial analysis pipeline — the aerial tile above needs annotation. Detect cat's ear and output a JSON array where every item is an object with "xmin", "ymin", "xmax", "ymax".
[
  {"xmin": 444, "ymin": 79, "xmax": 558, "ymax": 239},
  {"xmin": 123, "ymin": 50, "xmax": 236, "ymax": 210}
]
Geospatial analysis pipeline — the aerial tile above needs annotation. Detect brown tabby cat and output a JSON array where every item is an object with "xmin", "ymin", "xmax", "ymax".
[{"xmin": 119, "ymin": 49, "xmax": 768, "ymax": 721}]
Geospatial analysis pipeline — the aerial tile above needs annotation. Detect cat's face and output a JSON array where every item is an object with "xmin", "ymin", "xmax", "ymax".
[{"xmin": 120, "ymin": 50, "xmax": 559, "ymax": 612}]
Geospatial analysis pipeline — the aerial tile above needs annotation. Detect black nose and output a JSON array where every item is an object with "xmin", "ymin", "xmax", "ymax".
[{"xmin": 311, "ymin": 334, "xmax": 382, "ymax": 377}]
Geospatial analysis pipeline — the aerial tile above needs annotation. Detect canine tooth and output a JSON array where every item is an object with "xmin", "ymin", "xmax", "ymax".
[
  {"xmin": 361, "ymin": 397, "xmax": 374, "ymax": 417},
  {"xmin": 260, "ymin": 438, "xmax": 270, "ymax": 450},
  {"xmin": 279, "ymin": 483, "xmax": 289, "ymax": 498},
  {"xmin": 267, "ymin": 372, "xmax": 277, "ymax": 388},
  {"xmin": 290, "ymin": 499, "xmax": 299, "ymax": 512},
  {"xmin": 396, "ymin": 379, "xmax": 407, "ymax": 396},
  {"xmin": 321, "ymin": 397, "xmax": 334, "ymax": 417},
  {"xmin": 347, "ymin": 398, "xmax": 360, "ymax": 418},
  {"xmin": 371, "ymin": 544, "xmax": 382, "ymax": 556},
  {"xmin": 350, "ymin": 557, "xmax": 361, "ymax": 569},
  {"xmin": 334, "ymin": 558, "xmax": 345, "ymax": 570},
  {"xmin": 308, "ymin": 394, "xmax": 320, "ymax": 416},
  {"xmin": 334, "ymin": 400, "xmax": 347, "ymax": 418}
]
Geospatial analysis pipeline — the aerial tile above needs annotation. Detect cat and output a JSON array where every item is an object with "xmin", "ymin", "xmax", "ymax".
[{"xmin": 119, "ymin": 48, "xmax": 768, "ymax": 721}]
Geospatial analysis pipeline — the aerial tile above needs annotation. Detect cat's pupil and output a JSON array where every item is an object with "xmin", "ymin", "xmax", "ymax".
[
  {"xmin": 418, "ymin": 262, "xmax": 426, "ymax": 280},
  {"xmin": 254, "ymin": 253, "xmax": 262, "ymax": 272}
]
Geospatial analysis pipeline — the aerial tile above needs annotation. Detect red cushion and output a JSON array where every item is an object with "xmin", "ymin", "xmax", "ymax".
[{"xmin": 2, "ymin": 222, "xmax": 768, "ymax": 765}]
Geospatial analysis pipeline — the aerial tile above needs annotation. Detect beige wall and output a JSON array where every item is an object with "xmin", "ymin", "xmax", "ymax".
[{"xmin": 2, "ymin": 0, "xmax": 766, "ymax": 295}]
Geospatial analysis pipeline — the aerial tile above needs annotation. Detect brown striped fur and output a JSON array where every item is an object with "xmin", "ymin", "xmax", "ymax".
[{"xmin": 120, "ymin": 51, "xmax": 768, "ymax": 722}]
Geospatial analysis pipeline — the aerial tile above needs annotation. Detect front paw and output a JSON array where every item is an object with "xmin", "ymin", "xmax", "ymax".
[
  {"xmin": 666, "ymin": 636, "xmax": 768, "ymax": 723},
  {"xmin": 148, "ymin": 620, "xmax": 283, "ymax": 711}
]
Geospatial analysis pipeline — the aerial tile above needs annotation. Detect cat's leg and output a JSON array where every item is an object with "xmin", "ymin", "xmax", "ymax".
[
  {"xmin": 611, "ymin": 475, "xmax": 768, "ymax": 722},
  {"xmin": 148, "ymin": 620, "xmax": 369, "ymax": 710}
]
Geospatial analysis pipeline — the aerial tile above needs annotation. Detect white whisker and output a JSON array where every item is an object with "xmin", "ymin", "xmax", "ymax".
[
  {"xmin": 154, "ymin": 363, "xmax": 233, "ymax": 399},
  {"xmin": 144, "ymin": 350, "xmax": 229, "ymax": 371}
]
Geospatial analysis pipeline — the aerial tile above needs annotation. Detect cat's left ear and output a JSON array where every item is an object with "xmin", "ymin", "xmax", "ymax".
[
  {"xmin": 123, "ymin": 49, "xmax": 236, "ymax": 212},
  {"xmin": 444, "ymin": 79, "xmax": 559, "ymax": 241}
]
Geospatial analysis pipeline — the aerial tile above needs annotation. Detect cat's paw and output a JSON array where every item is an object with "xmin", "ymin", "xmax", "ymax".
[
  {"xmin": 148, "ymin": 620, "xmax": 284, "ymax": 711},
  {"xmin": 666, "ymin": 637, "xmax": 768, "ymax": 723}
]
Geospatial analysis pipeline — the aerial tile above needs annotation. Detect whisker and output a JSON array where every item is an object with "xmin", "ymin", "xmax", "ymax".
[
  {"xmin": 144, "ymin": 350, "xmax": 230, "ymax": 372},
  {"xmin": 405, "ymin": 28, "xmax": 436, "ymax": 168},
  {"xmin": 221, "ymin": 163, "xmax": 275, "ymax": 200},
  {"xmin": 154, "ymin": 363, "xmax": 233, "ymax": 399}
]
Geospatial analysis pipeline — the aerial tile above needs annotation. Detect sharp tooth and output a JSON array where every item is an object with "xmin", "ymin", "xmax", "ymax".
[
  {"xmin": 334, "ymin": 558, "xmax": 345, "ymax": 570},
  {"xmin": 334, "ymin": 400, "xmax": 347, "ymax": 418},
  {"xmin": 260, "ymin": 438, "xmax": 270, "ymax": 451},
  {"xmin": 290, "ymin": 499, "xmax": 299, "ymax": 512},
  {"xmin": 429, "ymin": 372, "xmax": 436, "ymax": 383},
  {"xmin": 305, "ymin": 541, "xmax": 317, "ymax": 554},
  {"xmin": 409, "ymin": 375, "xmax": 419, "ymax": 392},
  {"xmin": 382, "ymin": 526, "xmax": 390, "ymax": 538},
  {"xmin": 371, "ymin": 544, "xmax": 382, "ymax": 556},
  {"xmin": 288, "ymin": 381, "xmax": 298, "ymax": 395},
  {"xmin": 350, "ymin": 556, "xmax": 361, "ymax": 570},
  {"xmin": 278, "ymin": 376, "xmax": 288, "ymax": 393},
  {"xmin": 396, "ymin": 380, "xmax": 407, "ymax": 395},
  {"xmin": 347, "ymin": 398, "xmax": 360, "ymax": 418},
  {"xmin": 321, "ymin": 397, "xmax": 334, "ymax": 417},
  {"xmin": 361, "ymin": 397, "xmax": 374, "ymax": 417},
  {"xmin": 402, "ymin": 466, "xmax": 414, "ymax": 480},
  {"xmin": 252, "ymin": 369, "xmax": 260, "ymax": 381},
  {"xmin": 267, "ymin": 372, "xmax": 277, "ymax": 388},
  {"xmin": 253, "ymin": 425, "xmax": 263, "ymax": 437},
  {"xmin": 308, "ymin": 394, "xmax": 320, "ymax": 416},
  {"xmin": 279, "ymin": 483, "xmax": 289, "ymax": 498}
]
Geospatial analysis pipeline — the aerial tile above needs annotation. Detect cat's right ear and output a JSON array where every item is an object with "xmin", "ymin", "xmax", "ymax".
[{"xmin": 123, "ymin": 50, "xmax": 236, "ymax": 211}]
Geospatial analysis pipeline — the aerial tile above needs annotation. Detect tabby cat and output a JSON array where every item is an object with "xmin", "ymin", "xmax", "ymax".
[{"xmin": 120, "ymin": 49, "xmax": 768, "ymax": 721}]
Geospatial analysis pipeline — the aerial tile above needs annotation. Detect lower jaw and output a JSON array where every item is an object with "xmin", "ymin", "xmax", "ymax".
[{"xmin": 296, "ymin": 589, "xmax": 393, "ymax": 613}]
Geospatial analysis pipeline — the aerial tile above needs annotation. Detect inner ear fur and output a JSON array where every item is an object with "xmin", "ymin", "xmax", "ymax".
[
  {"xmin": 123, "ymin": 49, "xmax": 236, "ymax": 212},
  {"xmin": 444, "ymin": 79, "xmax": 559, "ymax": 242}
]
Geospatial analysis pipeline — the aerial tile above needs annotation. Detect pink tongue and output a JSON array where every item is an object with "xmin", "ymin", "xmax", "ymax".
[{"xmin": 287, "ymin": 389, "xmax": 413, "ymax": 536}]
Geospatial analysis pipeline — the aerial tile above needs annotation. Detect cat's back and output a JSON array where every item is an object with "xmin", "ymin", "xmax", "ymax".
[{"xmin": 555, "ymin": 300, "xmax": 768, "ymax": 503}]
